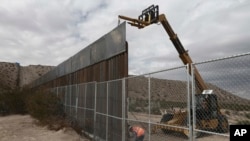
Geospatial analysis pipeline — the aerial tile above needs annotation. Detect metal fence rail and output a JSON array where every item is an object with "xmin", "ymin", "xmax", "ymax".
[{"xmin": 50, "ymin": 52, "xmax": 250, "ymax": 141}]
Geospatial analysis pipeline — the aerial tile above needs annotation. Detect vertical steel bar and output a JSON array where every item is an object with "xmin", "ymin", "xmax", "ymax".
[
  {"xmin": 191, "ymin": 64, "xmax": 196, "ymax": 141},
  {"xmin": 122, "ymin": 78, "xmax": 126, "ymax": 141},
  {"xmin": 84, "ymin": 84, "xmax": 87, "ymax": 131},
  {"xmin": 106, "ymin": 82, "xmax": 109, "ymax": 141},
  {"xmin": 70, "ymin": 85, "xmax": 72, "ymax": 118},
  {"xmin": 148, "ymin": 75, "xmax": 151, "ymax": 141},
  {"xmin": 64, "ymin": 86, "xmax": 67, "ymax": 113},
  {"xmin": 76, "ymin": 84, "xmax": 78, "ymax": 120},
  {"xmin": 187, "ymin": 64, "xmax": 192, "ymax": 141},
  {"xmin": 56, "ymin": 87, "xmax": 58, "ymax": 97},
  {"xmin": 94, "ymin": 82, "xmax": 97, "ymax": 140}
]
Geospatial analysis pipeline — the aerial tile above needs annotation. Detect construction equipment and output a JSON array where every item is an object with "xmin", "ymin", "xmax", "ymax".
[{"xmin": 119, "ymin": 5, "xmax": 228, "ymax": 136}]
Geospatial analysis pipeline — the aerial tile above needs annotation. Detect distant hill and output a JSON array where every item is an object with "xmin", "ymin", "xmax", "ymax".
[
  {"xmin": 0, "ymin": 62, "xmax": 54, "ymax": 90},
  {"xmin": 1, "ymin": 62, "xmax": 249, "ymax": 106},
  {"xmin": 128, "ymin": 76, "xmax": 250, "ymax": 105}
]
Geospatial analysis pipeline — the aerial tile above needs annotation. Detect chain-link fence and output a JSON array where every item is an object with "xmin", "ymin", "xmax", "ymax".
[
  {"xmin": 50, "ymin": 52, "xmax": 250, "ymax": 141},
  {"xmin": 191, "ymin": 53, "xmax": 250, "ymax": 141},
  {"xmin": 126, "ymin": 66, "xmax": 190, "ymax": 141}
]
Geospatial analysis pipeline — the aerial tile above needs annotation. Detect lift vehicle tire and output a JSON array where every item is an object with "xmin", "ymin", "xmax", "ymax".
[
  {"xmin": 161, "ymin": 113, "xmax": 174, "ymax": 123},
  {"xmin": 160, "ymin": 113, "xmax": 174, "ymax": 134},
  {"xmin": 216, "ymin": 114, "xmax": 229, "ymax": 133}
]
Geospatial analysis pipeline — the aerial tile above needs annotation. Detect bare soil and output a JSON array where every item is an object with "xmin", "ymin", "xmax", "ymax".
[
  {"xmin": 128, "ymin": 112, "xmax": 230, "ymax": 141},
  {"xmin": 0, "ymin": 114, "xmax": 230, "ymax": 141},
  {"xmin": 0, "ymin": 115, "xmax": 90, "ymax": 141}
]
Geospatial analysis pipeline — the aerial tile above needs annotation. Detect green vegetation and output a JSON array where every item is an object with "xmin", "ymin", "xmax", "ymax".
[
  {"xmin": 245, "ymin": 113, "xmax": 250, "ymax": 119},
  {"xmin": 224, "ymin": 110, "xmax": 230, "ymax": 115},
  {"xmin": 0, "ymin": 88, "xmax": 68, "ymax": 130},
  {"xmin": 151, "ymin": 106, "xmax": 161, "ymax": 115},
  {"xmin": 159, "ymin": 100, "xmax": 186, "ymax": 109},
  {"xmin": 236, "ymin": 113, "xmax": 250, "ymax": 125},
  {"xmin": 0, "ymin": 88, "xmax": 31, "ymax": 115},
  {"xmin": 128, "ymin": 98, "xmax": 186, "ymax": 115},
  {"xmin": 128, "ymin": 98, "xmax": 250, "ymax": 115},
  {"xmin": 236, "ymin": 120, "xmax": 250, "ymax": 125},
  {"xmin": 26, "ymin": 90, "xmax": 64, "ymax": 123},
  {"xmin": 220, "ymin": 103, "xmax": 250, "ymax": 111}
]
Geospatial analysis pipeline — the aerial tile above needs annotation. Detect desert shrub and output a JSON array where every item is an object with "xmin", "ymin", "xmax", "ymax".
[
  {"xmin": 225, "ymin": 110, "xmax": 230, "ymax": 115},
  {"xmin": 151, "ymin": 107, "xmax": 161, "ymax": 115},
  {"xmin": 26, "ymin": 90, "xmax": 64, "ymax": 123},
  {"xmin": 136, "ymin": 98, "xmax": 148, "ymax": 107},
  {"xmin": 236, "ymin": 120, "xmax": 250, "ymax": 125},
  {"xmin": 159, "ymin": 100, "xmax": 185, "ymax": 109},
  {"xmin": 0, "ymin": 88, "xmax": 31, "ymax": 115},
  {"xmin": 129, "ymin": 103, "xmax": 136, "ymax": 112},
  {"xmin": 0, "ymin": 93, "xmax": 8, "ymax": 115},
  {"xmin": 0, "ymin": 88, "xmax": 70, "ymax": 131},
  {"xmin": 220, "ymin": 103, "xmax": 250, "ymax": 111},
  {"xmin": 245, "ymin": 113, "xmax": 250, "ymax": 119}
]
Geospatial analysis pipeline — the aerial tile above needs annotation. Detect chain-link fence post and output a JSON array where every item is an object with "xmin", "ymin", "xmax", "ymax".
[
  {"xmin": 70, "ymin": 85, "xmax": 72, "ymax": 118},
  {"xmin": 64, "ymin": 86, "xmax": 67, "ymax": 114},
  {"xmin": 186, "ymin": 64, "xmax": 192, "ymax": 141},
  {"xmin": 106, "ymin": 81, "xmax": 109, "ymax": 141},
  {"xmin": 83, "ymin": 84, "xmax": 87, "ymax": 132},
  {"xmin": 191, "ymin": 64, "xmax": 196, "ymax": 141},
  {"xmin": 93, "ymin": 82, "xmax": 97, "ymax": 140},
  {"xmin": 148, "ymin": 75, "xmax": 151, "ymax": 141},
  {"xmin": 122, "ymin": 78, "xmax": 126, "ymax": 141},
  {"xmin": 75, "ymin": 84, "xmax": 79, "ymax": 121},
  {"xmin": 56, "ymin": 87, "xmax": 58, "ymax": 97}
]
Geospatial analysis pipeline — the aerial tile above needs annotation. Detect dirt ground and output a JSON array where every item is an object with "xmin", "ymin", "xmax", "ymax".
[
  {"xmin": 129, "ymin": 112, "xmax": 230, "ymax": 141},
  {"xmin": 0, "ymin": 114, "xmax": 230, "ymax": 141},
  {"xmin": 0, "ymin": 115, "xmax": 90, "ymax": 141}
]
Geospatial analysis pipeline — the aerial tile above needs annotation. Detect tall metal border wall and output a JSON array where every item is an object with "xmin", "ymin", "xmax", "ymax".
[
  {"xmin": 31, "ymin": 22, "xmax": 127, "ymax": 88},
  {"xmin": 30, "ymin": 22, "xmax": 128, "ymax": 141}
]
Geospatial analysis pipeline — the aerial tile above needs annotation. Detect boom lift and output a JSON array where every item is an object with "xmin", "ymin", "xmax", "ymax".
[{"xmin": 119, "ymin": 5, "xmax": 228, "ymax": 136}]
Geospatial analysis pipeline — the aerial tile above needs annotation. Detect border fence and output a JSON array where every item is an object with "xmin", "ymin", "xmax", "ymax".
[
  {"xmin": 31, "ymin": 22, "xmax": 128, "ymax": 88},
  {"xmin": 49, "ymin": 52, "xmax": 250, "ymax": 141}
]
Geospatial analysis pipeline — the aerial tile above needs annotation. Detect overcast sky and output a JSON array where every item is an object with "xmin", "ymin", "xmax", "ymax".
[{"xmin": 1, "ymin": 0, "xmax": 250, "ymax": 75}]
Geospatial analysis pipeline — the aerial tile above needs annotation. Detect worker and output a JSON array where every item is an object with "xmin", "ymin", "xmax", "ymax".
[{"xmin": 128, "ymin": 125, "xmax": 145, "ymax": 141}]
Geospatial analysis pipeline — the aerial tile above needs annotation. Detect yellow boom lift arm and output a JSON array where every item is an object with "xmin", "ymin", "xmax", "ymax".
[{"xmin": 119, "ymin": 5, "xmax": 207, "ymax": 93}]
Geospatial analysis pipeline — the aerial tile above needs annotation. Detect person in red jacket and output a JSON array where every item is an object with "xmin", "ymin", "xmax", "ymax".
[{"xmin": 129, "ymin": 125, "xmax": 145, "ymax": 141}]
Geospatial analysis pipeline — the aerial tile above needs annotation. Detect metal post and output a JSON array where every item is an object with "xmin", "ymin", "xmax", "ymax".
[
  {"xmin": 94, "ymin": 82, "xmax": 97, "ymax": 140},
  {"xmin": 76, "ymin": 84, "xmax": 79, "ymax": 121},
  {"xmin": 56, "ymin": 87, "xmax": 58, "ymax": 97},
  {"xmin": 122, "ymin": 79, "xmax": 126, "ymax": 141},
  {"xmin": 106, "ymin": 82, "xmax": 109, "ymax": 141},
  {"xmin": 187, "ymin": 65, "xmax": 192, "ymax": 141},
  {"xmin": 64, "ymin": 86, "xmax": 67, "ymax": 114},
  {"xmin": 191, "ymin": 64, "xmax": 196, "ymax": 141},
  {"xmin": 148, "ymin": 75, "xmax": 151, "ymax": 141},
  {"xmin": 84, "ymin": 84, "xmax": 87, "ymax": 132},
  {"xmin": 69, "ymin": 85, "xmax": 71, "ymax": 118}
]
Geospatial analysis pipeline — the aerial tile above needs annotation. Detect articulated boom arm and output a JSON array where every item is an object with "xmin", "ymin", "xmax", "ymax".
[{"xmin": 119, "ymin": 5, "xmax": 208, "ymax": 93}]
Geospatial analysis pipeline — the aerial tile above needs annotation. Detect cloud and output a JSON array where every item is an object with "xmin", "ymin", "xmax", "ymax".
[
  {"xmin": 180, "ymin": 0, "xmax": 250, "ymax": 61},
  {"xmin": 0, "ymin": 0, "xmax": 249, "ymax": 76}
]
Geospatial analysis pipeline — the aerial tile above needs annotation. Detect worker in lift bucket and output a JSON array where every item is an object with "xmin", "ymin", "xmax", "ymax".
[{"xmin": 128, "ymin": 125, "xmax": 145, "ymax": 141}]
